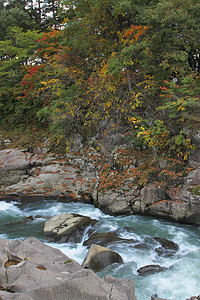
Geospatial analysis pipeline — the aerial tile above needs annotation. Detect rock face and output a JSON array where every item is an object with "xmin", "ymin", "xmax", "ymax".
[
  {"xmin": 0, "ymin": 148, "xmax": 98, "ymax": 201},
  {"xmin": 0, "ymin": 237, "xmax": 137, "ymax": 300},
  {"xmin": 0, "ymin": 149, "xmax": 29, "ymax": 187},
  {"xmin": 82, "ymin": 244, "xmax": 123, "ymax": 272},
  {"xmin": 0, "ymin": 148, "xmax": 200, "ymax": 225},
  {"xmin": 44, "ymin": 212, "xmax": 97, "ymax": 243}
]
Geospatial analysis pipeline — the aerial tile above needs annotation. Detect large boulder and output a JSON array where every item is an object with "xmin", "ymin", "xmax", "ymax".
[
  {"xmin": 0, "ymin": 237, "xmax": 137, "ymax": 300},
  {"xmin": 96, "ymin": 190, "xmax": 132, "ymax": 215},
  {"xmin": 82, "ymin": 244, "xmax": 123, "ymax": 272},
  {"xmin": 44, "ymin": 212, "xmax": 97, "ymax": 243},
  {"xmin": 139, "ymin": 184, "xmax": 172, "ymax": 218}
]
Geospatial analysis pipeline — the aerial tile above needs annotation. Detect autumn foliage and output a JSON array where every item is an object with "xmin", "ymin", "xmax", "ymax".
[{"xmin": 0, "ymin": 0, "xmax": 199, "ymax": 163}]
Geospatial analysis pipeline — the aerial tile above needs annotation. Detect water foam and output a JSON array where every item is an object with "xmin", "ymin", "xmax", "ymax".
[
  {"xmin": 48, "ymin": 242, "xmax": 87, "ymax": 265},
  {"xmin": 0, "ymin": 201, "xmax": 23, "ymax": 217},
  {"xmin": 1, "ymin": 199, "xmax": 200, "ymax": 300}
]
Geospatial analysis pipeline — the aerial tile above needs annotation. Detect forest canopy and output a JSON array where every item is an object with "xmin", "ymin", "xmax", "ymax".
[{"xmin": 0, "ymin": 0, "xmax": 200, "ymax": 160}]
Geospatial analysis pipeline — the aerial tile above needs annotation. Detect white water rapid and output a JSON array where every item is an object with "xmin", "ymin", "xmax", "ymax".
[{"xmin": 0, "ymin": 200, "xmax": 200, "ymax": 300}]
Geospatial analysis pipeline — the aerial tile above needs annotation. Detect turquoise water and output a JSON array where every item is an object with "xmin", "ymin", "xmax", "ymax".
[{"xmin": 0, "ymin": 199, "xmax": 200, "ymax": 300}]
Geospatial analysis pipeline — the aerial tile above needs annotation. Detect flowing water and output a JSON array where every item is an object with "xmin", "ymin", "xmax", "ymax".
[{"xmin": 0, "ymin": 199, "xmax": 200, "ymax": 300}]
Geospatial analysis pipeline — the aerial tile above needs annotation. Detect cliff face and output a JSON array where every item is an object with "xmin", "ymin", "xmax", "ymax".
[{"xmin": 0, "ymin": 147, "xmax": 200, "ymax": 225}]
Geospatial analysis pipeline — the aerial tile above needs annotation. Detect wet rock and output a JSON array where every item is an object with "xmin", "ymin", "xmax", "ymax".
[
  {"xmin": 155, "ymin": 247, "xmax": 176, "ymax": 257},
  {"xmin": 6, "ymin": 216, "xmax": 35, "ymax": 226},
  {"xmin": 151, "ymin": 296, "xmax": 172, "ymax": 300},
  {"xmin": 44, "ymin": 212, "xmax": 97, "ymax": 243},
  {"xmin": 153, "ymin": 237, "xmax": 179, "ymax": 251},
  {"xmin": 83, "ymin": 231, "xmax": 135, "ymax": 247},
  {"xmin": 82, "ymin": 244, "xmax": 123, "ymax": 272},
  {"xmin": 0, "ymin": 237, "xmax": 137, "ymax": 300},
  {"xmin": 137, "ymin": 264, "xmax": 167, "ymax": 276},
  {"xmin": 186, "ymin": 296, "xmax": 200, "ymax": 300},
  {"xmin": 133, "ymin": 243, "xmax": 151, "ymax": 250}
]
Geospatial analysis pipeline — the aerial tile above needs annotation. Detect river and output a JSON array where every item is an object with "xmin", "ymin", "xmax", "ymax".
[{"xmin": 0, "ymin": 199, "xmax": 200, "ymax": 300}]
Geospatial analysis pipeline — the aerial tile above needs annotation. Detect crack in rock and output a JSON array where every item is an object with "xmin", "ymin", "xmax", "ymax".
[{"xmin": 109, "ymin": 284, "xmax": 114, "ymax": 300}]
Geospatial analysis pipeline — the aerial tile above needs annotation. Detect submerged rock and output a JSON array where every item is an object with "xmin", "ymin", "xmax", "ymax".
[
  {"xmin": 151, "ymin": 296, "xmax": 173, "ymax": 300},
  {"xmin": 83, "ymin": 231, "xmax": 135, "ymax": 247},
  {"xmin": 44, "ymin": 212, "xmax": 97, "ymax": 243},
  {"xmin": 133, "ymin": 242, "xmax": 151, "ymax": 250},
  {"xmin": 0, "ymin": 237, "xmax": 137, "ymax": 300},
  {"xmin": 155, "ymin": 247, "xmax": 176, "ymax": 257},
  {"xmin": 153, "ymin": 237, "xmax": 179, "ymax": 251},
  {"xmin": 137, "ymin": 264, "xmax": 167, "ymax": 276},
  {"xmin": 82, "ymin": 244, "xmax": 123, "ymax": 272},
  {"xmin": 6, "ymin": 215, "xmax": 35, "ymax": 226}
]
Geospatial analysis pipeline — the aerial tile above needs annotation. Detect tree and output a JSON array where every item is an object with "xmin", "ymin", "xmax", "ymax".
[
  {"xmin": 0, "ymin": 26, "xmax": 43, "ymax": 122},
  {"xmin": 0, "ymin": 0, "xmax": 33, "ymax": 40},
  {"xmin": 1, "ymin": 0, "xmax": 199, "ymax": 161},
  {"xmin": 42, "ymin": 0, "xmax": 63, "ymax": 29},
  {"xmin": 0, "ymin": 0, "xmax": 63, "ymax": 124},
  {"xmin": 144, "ymin": 0, "xmax": 200, "ymax": 80}
]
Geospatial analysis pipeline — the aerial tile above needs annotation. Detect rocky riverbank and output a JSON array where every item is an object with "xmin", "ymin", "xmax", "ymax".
[
  {"xmin": 0, "ymin": 147, "xmax": 200, "ymax": 225},
  {"xmin": 0, "ymin": 237, "xmax": 137, "ymax": 300}
]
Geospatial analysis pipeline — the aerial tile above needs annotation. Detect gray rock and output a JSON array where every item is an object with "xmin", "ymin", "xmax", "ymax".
[
  {"xmin": 137, "ymin": 264, "xmax": 167, "ymax": 276},
  {"xmin": 153, "ymin": 237, "xmax": 179, "ymax": 251},
  {"xmin": 0, "ymin": 237, "xmax": 137, "ymax": 300},
  {"xmin": 140, "ymin": 184, "xmax": 169, "ymax": 214},
  {"xmin": 0, "ymin": 147, "xmax": 200, "ymax": 227},
  {"xmin": 186, "ymin": 296, "xmax": 200, "ymax": 300},
  {"xmin": 0, "ymin": 149, "xmax": 97, "ymax": 201},
  {"xmin": 82, "ymin": 244, "xmax": 123, "ymax": 272},
  {"xmin": 189, "ymin": 149, "xmax": 200, "ymax": 167},
  {"xmin": 172, "ymin": 167, "xmax": 200, "ymax": 225},
  {"xmin": 83, "ymin": 231, "xmax": 135, "ymax": 247},
  {"xmin": 151, "ymin": 296, "xmax": 172, "ymax": 300},
  {"xmin": 133, "ymin": 243, "xmax": 151, "ymax": 250},
  {"xmin": 44, "ymin": 212, "xmax": 97, "ymax": 243},
  {"xmin": 104, "ymin": 275, "xmax": 137, "ymax": 300},
  {"xmin": 0, "ymin": 149, "xmax": 29, "ymax": 187},
  {"xmin": 97, "ymin": 190, "xmax": 132, "ymax": 215},
  {"xmin": 155, "ymin": 247, "xmax": 176, "ymax": 257},
  {"xmin": 6, "ymin": 215, "xmax": 34, "ymax": 226},
  {"xmin": 0, "ymin": 291, "xmax": 34, "ymax": 299}
]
